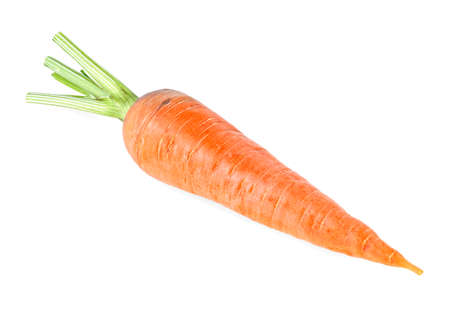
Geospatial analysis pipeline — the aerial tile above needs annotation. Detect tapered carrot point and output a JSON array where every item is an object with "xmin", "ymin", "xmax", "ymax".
[
  {"xmin": 391, "ymin": 252, "xmax": 423, "ymax": 275},
  {"xmin": 402, "ymin": 259, "xmax": 423, "ymax": 275}
]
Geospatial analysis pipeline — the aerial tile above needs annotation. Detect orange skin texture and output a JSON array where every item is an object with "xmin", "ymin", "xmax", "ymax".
[{"xmin": 123, "ymin": 89, "xmax": 421, "ymax": 273}]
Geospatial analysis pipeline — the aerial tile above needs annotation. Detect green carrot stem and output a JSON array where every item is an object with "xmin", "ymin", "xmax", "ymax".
[
  {"xmin": 51, "ymin": 73, "xmax": 93, "ymax": 97},
  {"xmin": 80, "ymin": 69, "xmax": 95, "ymax": 83},
  {"xmin": 52, "ymin": 33, "xmax": 137, "ymax": 101},
  {"xmin": 26, "ymin": 32, "xmax": 138, "ymax": 121},
  {"xmin": 26, "ymin": 93, "xmax": 124, "ymax": 119},
  {"xmin": 45, "ymin": 56, "xmax": 110, "ymax": 99}
]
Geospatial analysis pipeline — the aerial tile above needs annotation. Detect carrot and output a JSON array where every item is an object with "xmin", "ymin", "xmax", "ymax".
[{"xmin": 27, "ymin": 33, "xmax": 422, "ymax": 275}]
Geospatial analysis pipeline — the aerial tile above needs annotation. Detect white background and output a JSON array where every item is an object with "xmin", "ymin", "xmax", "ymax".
[{"xmin": 1, "ymin": 1, "xmax": 449, "ymax": 311}]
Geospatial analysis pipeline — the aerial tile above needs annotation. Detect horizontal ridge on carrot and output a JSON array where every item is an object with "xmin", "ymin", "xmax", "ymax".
[{"xmin": 26, "ymin": 32, "xmax": 422, "ymax": 275}]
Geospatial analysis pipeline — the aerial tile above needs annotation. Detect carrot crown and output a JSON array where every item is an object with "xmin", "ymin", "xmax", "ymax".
[{"xmin": 26, "ymin": 33, "xmax": 137, "ymax": 120}]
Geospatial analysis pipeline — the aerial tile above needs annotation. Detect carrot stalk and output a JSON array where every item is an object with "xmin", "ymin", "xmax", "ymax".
[
  {"xmin": 27, "ymin": 32, "xmax": 137, "ymax": 120},
  {"xmin": 25, "ymin": 93, "xmax": 123, "ymax": 118},
  {"xmin": 45, "ymin": 56, "xmax": 110, "ymax": 99},
  {"xmin": 52, "ymin": 32, "xmax": 137, "ymax": 102},
  {"xmin": 27, "ymin": 33, "xmax": 423, "ymax": 275}
]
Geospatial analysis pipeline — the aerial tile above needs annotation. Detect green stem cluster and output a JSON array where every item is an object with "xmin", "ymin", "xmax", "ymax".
[{"xmin": 26, "ymin": 33, "xmax": 138, "ymax": 120}]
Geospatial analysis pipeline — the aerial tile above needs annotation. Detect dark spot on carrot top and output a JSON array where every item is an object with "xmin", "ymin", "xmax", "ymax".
[
  {"xmin": 155, "ymin": 98, "xmax": 171, "ymax": 111},
  {"xmin": 161, "ymin": 98, "xmax": 171, "ymax": 106}
]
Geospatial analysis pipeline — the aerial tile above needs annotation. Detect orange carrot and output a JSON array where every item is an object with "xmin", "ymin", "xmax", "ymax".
[{"xmin": 27, "ymin": 33, "xmax": 422, "ymax": 275}]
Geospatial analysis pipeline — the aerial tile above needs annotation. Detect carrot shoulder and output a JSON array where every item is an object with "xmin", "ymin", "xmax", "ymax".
[{"xmin": 27, "ymin": 33, "xmax": 422, "ymax": 275}]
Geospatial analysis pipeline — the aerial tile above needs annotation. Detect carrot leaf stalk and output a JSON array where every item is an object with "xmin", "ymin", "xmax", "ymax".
[{"xmin": 26, "ymin": 32, "xmax": 137, "ymax": 120}]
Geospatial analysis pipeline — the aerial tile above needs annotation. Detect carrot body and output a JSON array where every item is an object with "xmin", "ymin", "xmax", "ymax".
[{"xmin": 123, "ymin": 89, "xmax": 421, "ymax": 274}]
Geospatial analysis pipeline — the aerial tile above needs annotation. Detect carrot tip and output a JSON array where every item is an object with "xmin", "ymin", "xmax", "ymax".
[
  {"xmin": 390, "ymin": 251, "xmax": 423, "ymax": 275},
  {"xmin": 402, "ymin": 259, "xmax": 423, "ymax": 275}
]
